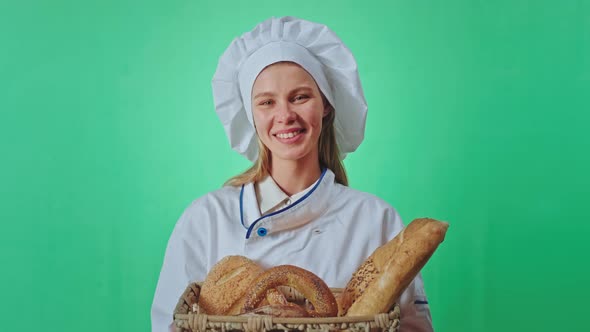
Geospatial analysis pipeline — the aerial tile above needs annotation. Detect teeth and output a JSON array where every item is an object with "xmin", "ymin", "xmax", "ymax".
[{"xmin": 276, "ymin": 130, "xmax": 301, "ymax": 139}]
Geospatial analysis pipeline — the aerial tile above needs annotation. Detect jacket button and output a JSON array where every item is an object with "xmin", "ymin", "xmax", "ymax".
[{"xmin": 257, "ymin": 228, "xmax": 268, "ymax": 237}]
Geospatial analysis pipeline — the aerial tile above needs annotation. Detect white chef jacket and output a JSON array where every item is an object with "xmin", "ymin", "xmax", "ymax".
[{"xmin": 151, "ymin": 168, "xmax": 434, "ymax": 332}]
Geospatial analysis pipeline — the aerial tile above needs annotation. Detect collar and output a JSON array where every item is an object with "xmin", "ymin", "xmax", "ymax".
[
  {"xmin": 255, "ymin": 175, "xmax": 288, "ymax": 215},
  {"xmin": 240, "ymin": 168, "xmax": 334, "ymax": 239},
  {"xmin": 255, "ymin": 174, "xmax": 318, "ymax": 216}
]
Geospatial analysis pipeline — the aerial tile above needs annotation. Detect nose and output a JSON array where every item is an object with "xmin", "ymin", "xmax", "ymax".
[{"xmin": 276, "ymin": 101, "xmax": 296, "ymax": 124}]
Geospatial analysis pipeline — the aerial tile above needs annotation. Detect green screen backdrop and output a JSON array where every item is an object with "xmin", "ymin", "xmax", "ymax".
[{"xmin": 1, "ymin": 1, "xmax": 589, "ymax": 331}]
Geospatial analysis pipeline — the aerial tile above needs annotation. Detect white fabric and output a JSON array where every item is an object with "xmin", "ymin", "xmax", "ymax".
[
  {"xmin": 255, "ymin": 174, "xmax": 317, "ymax": 216},
  {"xmin": 212, "ymin": 16, "xmax": 368, "ymax": 161},
  {"xmin": 151, "ymin": 169, "xmax": 434, "ymax": 332}
]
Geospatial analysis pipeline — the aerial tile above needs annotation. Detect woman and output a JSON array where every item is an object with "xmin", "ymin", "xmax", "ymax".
[{"xmin": 151, "ymin": 17, "xmax": 434, "ymax": 332}]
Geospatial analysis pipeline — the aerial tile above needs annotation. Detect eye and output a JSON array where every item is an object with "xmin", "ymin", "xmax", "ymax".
[
  {"xmin": 292, "ymin": 94, "xmax": 309, "ymax": 102},
  {"xmin": 258, "ymin": 99, "xmax": 273, "ymax": 106}
]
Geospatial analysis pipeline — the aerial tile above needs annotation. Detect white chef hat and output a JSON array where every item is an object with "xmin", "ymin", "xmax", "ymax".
[{"xmin": 212, "ymin": 16, "xmax": 368, "ymax": 161}]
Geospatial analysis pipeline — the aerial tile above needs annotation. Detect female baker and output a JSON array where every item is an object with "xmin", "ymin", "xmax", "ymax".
[{"xmin": 151, "ymin": 17, "xmax": 433, "ymax": 332}]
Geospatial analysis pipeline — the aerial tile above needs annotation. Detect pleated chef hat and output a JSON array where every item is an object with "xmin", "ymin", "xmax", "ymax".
[{"xmin": 212, "ymin": 16, "xmax": 368, "ymax": 162}]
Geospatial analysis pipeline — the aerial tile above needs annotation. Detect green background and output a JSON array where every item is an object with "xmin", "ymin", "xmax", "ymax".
[{"xmin": 1, "ymin": 0, "xmax": 589, "ymax": 331}]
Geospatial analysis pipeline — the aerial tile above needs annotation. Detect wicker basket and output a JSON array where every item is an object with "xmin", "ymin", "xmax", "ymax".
[{"xmin": 173, "ymin": 282, "xmax": 400, "ymax": 332}]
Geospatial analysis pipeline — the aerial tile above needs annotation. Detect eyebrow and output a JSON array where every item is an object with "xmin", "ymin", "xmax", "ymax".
[
  {"xmin": 253, "ymin": 91, "xmax": 274, "ymax": 100},
  {"xmin": 253, "ymin": 86, "xmax": 315, "ymax": 100}
]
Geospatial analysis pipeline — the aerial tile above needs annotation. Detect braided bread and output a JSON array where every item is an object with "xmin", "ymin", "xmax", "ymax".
[{"xmin": 241, "ymin": 265, "xmax": 338, "ymax": 317}]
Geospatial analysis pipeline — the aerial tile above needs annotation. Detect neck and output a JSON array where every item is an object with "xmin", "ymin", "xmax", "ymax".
[{"xmin": 269, "ymin": 154, "xmax": 322, "ymax": 197}]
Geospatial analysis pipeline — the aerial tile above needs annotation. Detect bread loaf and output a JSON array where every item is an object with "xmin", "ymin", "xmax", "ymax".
[
  {"xmin": 199, "ymin": 255, "xmax": 264, "ymax": 315},
  {"xmin": 339, "ymin": 218, "xmax": 449, "ymax": 316}
]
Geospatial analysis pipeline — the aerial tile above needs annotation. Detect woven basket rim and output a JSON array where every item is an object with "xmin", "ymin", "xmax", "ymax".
[{"xmin": 175, "ymin": 311, "xmax": 399, "ymax": 324}]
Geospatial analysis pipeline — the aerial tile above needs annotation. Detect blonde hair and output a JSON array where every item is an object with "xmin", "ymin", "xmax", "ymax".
[{"xmin": 224, "ymin": 105, "xmax": 348, "ymax": 187}]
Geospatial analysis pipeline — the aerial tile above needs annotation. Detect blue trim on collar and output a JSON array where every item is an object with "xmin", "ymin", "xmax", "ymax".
[
  {"xmin": 239, "ymin": 184, "xmax": 246, "ymax": 228},
  {"xmin": 240, "ymin": 168, "xmax": 328, "ymax": 239}
]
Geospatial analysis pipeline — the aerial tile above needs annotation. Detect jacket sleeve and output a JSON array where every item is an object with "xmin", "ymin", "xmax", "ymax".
[
  {"xmin": 383, "ymin": 207, "xmax": 434, "ymax": 332},
  {"xmin": 151, "ymin": 204, "xmax": 208, "ymax": 332}
]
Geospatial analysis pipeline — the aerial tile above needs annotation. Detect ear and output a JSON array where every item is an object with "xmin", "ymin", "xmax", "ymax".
[{"xmin": 323, "ymin": 103, "xmax": 333, "ymax": 117}]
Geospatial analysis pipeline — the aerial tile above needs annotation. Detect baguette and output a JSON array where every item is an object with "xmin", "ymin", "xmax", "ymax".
[{"xmin": 340, "ymin": 217, "xmax": 449, "ymax": 316}]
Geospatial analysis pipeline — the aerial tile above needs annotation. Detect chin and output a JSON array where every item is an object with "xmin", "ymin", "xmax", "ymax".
[
  {"xmin": 274, "ymin": 152, "xmax": 308, "ymax": 161},
  {"xmin": 271, "ymin": 147, "xmax": 313, "ymax": 162}
]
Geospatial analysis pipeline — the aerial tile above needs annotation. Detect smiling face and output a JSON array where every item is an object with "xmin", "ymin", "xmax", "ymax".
[{"xmin": 251, "ymin": 62, "xmax": 328, "ymax": 167}]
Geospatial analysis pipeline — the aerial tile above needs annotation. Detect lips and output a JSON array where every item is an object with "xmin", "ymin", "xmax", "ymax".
[
  {"xmin": 273, "ymin": 128, "xmax": 306, "ymax": 141},
  {"xmin": 276, "ymin": 130, "xmax": 302, "ymax": 139}
]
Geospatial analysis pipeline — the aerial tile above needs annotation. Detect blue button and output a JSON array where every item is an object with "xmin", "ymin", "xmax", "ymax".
[{"xmin": 257, "ymin": 228, "xmax": 268, "ymax": 237}]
